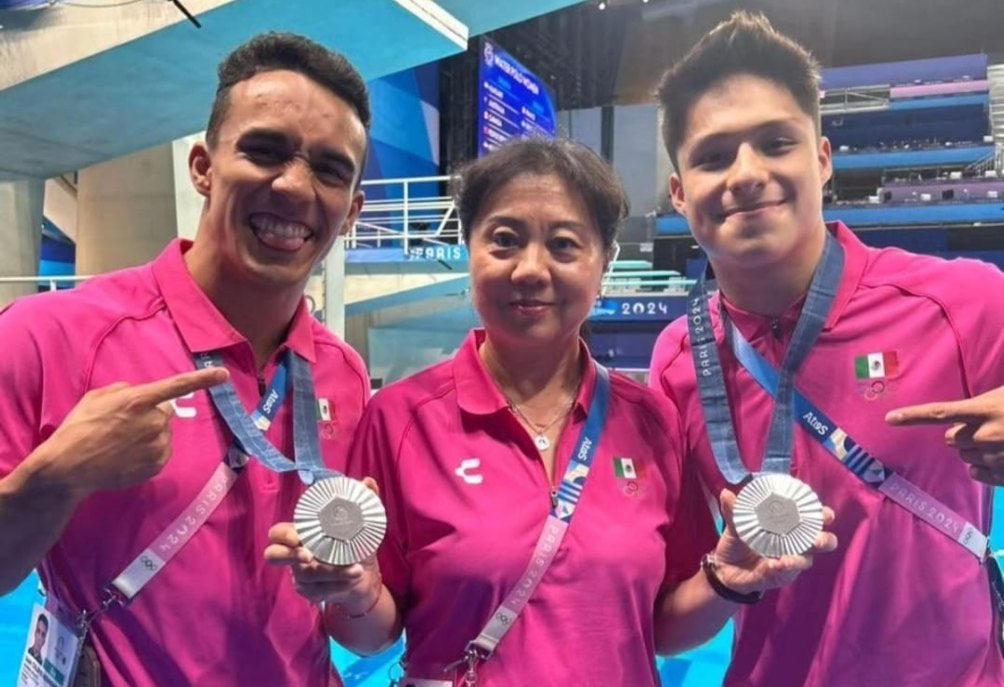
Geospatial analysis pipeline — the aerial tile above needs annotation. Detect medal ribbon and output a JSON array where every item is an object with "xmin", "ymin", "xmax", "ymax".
[
  {"xmin": 687, "ymin": 231, "xmax": 844, "ymax": 482},
  {"xmin": 108, "ymin": 350, "xmax": 324, "ymax": 603},
  {"xmin": 730, "ymin": 328, "xmax": 987, "ymax": 559},
  {"xmin": 458, "ymin": 364, "xmax": 611, "ymax": 667},
  {"xmin": 196, "ymin": 350, "xmax": 335, "ymax": 483}
]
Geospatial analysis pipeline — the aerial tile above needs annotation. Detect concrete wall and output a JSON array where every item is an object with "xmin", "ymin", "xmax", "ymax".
[
  {"xmin": 76, "ymin": 143, "xmax": 178, "ymax": 274},
  {"xmin": 0, "ymin": 179, "xmax": 43, "ymax": 305}
]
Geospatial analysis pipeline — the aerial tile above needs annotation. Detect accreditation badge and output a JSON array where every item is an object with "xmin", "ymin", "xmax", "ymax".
[
  {"xmin": 986, "ymin": 555, "xmax": 1004, "ymax": 657},
  {"xmin": 17, "ymin": 605, "xmax": 82, "ymax": 687},
  {"xmin": 732, "ymin": 473, "xmax": 824, "ymax": 558},
  {"xmin": 294, "ymin": 476, "xmax": 387, "ymax": 566}
]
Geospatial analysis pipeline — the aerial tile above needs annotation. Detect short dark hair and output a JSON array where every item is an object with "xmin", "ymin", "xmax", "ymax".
[
  {"xmin": 658, "ymin": 11, "xmax": 821, "ymax": 167},
  {"xmin": 205, "ymin": 32, "xmax": 371, "ymax": 148},
  {"xmin": 36, "ymin": 615, "xmax": 48, "ymax": 630},
  {"xmin": 454, "ymin": 138, "xmax": 628, "ymax": 249}
]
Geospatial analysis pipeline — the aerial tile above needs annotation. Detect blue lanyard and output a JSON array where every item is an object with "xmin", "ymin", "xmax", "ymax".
[
  {"xmin": 729, "ymin": 329, "xmax": 888, "ymax": 484},
  {"xmin": 195, "ymin": 350, "xmax": 332, "ymax": 484},
  {"xmin": 552, "ymin": 363, "xmax": 611, "ymax": 522},
  {"xmin": 250, "ymin": 356, "xmax": 288, "ymax": 432},
  {"xmin": 458, "ymin": 361, "xmax": 612, "ymax": 671},
  {"xmin": 730, "ymin": 324, "xmax": 989, "ymax": 559},
  {"xmin": 687, "ymin": 232, "xmax": 844, "ymax": 482}
]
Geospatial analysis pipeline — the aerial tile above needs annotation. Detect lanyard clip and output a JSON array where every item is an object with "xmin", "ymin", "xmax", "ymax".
[
  {"xmin": 386, "ymin": 657, "xmax": 405, "ymax": 687},
  {"xmin": 77, "ymin": 587, "xmax": 126, "ymax": 634},
  {"xmin": 462, "ymin": 645, "xmax": 481, "ymax": 687},
  {"xmin": 444, "ymin": 644, "xmax": 485, "ymax": 687}
]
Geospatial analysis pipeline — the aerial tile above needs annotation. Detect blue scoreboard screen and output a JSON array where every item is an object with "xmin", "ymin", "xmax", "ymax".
[{"xmin": 477, "ymin": 39, "xmax": 557, "ymax": 156}]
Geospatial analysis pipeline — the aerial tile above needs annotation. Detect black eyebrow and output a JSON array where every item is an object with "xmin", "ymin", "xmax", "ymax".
[
  {"xmin": 484, "ymin": 215, "xmax": 526, "ymax": 230},
  {"xmin": 237, "ymin": 129, "xmax": 290, "ymax": 148},
  {"xmin": 314, "ymin": 150, "xmax": 357, "ymax": 178},
  {"xmin": 686, "ymin": 118, "xmax": 802, "ymax": 161},
  {"xmin": 483, "ymin": 215, "xmax": 590, "ymax": 233},
  {"xmin": 237, "ymin": 128, "xmax": 357, "ymax": 177}
]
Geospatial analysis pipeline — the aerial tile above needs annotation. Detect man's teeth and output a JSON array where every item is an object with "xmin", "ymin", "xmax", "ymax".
[{"xmin": 251, "ymin": 215, "xmax": 311, "ymax": 238}]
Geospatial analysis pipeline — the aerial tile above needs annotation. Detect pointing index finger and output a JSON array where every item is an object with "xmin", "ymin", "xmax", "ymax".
[
  {"xmin": 132, "ymin": 367, "xmax": 230, "ymax": 405},
  {"xmin": 886, "ymin": 398, "xmax": 991, "ymax": 427}
]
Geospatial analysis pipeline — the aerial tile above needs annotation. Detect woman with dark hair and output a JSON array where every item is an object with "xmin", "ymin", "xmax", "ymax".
[{"xmin": 268, "ymin": 138, "xmax": 835, "ymax": 685}]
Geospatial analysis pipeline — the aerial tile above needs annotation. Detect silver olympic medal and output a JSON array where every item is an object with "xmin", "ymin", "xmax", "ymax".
[
  {"xmin": 293, "ymin": 476, "xmax": 387, "ymax": 566},
  {"xmin": 732, "ymin": 473, "xmax": 824, "ymax": 558}
]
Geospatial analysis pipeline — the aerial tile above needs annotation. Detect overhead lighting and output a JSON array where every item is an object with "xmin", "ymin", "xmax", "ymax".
[{"xmin": 598, "ymin": 1, "xmax": 606, "ymax": 9}]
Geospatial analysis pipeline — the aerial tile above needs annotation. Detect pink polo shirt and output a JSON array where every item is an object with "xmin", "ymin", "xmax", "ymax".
[
  {"xmin": 650, "ymin": 223, "xmax": 1004, "ymax": 686},
  {"xmin": 347, "ymin": 330, "xmax": 716, "ymax": 686},
  {"xmin": 0, "ymin": 240, "xmax": 369, "ymax": 686}
]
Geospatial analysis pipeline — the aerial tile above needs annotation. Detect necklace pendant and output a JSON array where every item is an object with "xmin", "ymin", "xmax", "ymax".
[{"xmin": 534, "ymin": 434, "xmax": 551, "ymax": 451}]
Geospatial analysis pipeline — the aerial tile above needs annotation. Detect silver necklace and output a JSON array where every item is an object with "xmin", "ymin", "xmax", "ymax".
[{"xmin": 507, "ymin": 394, "xmax": 576, "ymax": 451}]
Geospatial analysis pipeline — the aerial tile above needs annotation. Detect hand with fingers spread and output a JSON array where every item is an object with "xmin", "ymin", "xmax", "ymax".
[
  {"xmin": 886, "ymin": 385, "xmax": 1004, "ymax": 486},
  {"xmin": 709, "ymin": 489, "xmax": 839, "ymax": 596},
  {"xmin": 37, "ymin": 367, "xmax": 229, "ymax": 498}
]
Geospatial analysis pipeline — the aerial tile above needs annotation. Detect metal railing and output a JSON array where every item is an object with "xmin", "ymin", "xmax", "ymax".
[
  {"xmin": 4, "ymin": 174, "xmax": 691, "ymax": 299},
  {"xmin": 2, "ymin": 271, "xmax": 695, "ymax": 298},
  {"xmin": 819, "ymin": 85, "xmax": 890, "ymax": 115},
  {"xmin": 603, "ymin": 271, "xmax": 692, "ymax": 295},
  {"xmin": 351, "ymin": 175, "xmax": 461, "ymax": 251},
  {"xmin": 963, "ymin": 150, "xmax": 1002, "ymax": 176},
  {"xmin": 0, "ymin": 275, "xmax": 90, "ymax": 291}
]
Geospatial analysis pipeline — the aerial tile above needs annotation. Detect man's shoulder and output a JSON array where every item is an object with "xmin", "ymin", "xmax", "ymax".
[
  {"xmin": 609, "ymin": 367, "xmax": 674, "ymax": 408},
  {"xmin": 858, "ymin": 245, "xmax": 1004, "ymax": 333},
  {"xmin": 309, "ymin": 321, "xmax": 366, "ymax": 372},
  {"xmin": 863, "ymin": 244, "xmax": 1004, "ymax": 297},
  {"xmin": 306, "ymin": 322, "xmax": 371, "ymax": 405},
  {"xmin": 649, "ymin": 315, "xmax": 693, "ymax": 379},
  {"xmin": 0, "ymin": 263, "xmax": 161, "ymax": 344}
]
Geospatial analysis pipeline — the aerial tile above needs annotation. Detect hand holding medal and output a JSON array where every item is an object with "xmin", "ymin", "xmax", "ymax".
[
  {"xmin": 687, "ymin": 233, "xmax": 844, "ymax": 593},
  {"xmin": 266, "ymin": 477, "xmax": 386, "ymax": 609},
  {"xmin": 708, "ymin": 487, "xmax": 838, "ymax": 597},
  {"xmin": 201, "ymin": 350, "xmax": 387, "ymax": 569}
]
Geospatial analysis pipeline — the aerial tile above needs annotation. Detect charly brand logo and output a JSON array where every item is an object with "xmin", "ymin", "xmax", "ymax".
[
  {"xmin": 455, "ymin": 458, "xmax": 483, "ymax": 485},
  {"xmin": 169, "ymin": 391, "xmax": 198, "ymax": 419},
  {"xmin": 854, "ymin": 350, "xmax": 900, "ymax": 400}
]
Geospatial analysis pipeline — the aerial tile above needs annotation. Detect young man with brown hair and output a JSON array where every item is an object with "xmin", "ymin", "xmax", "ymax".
[
  {"xmin": 0, "ymin": 33, "xmax": 374, "ymax": 685},
  {"xmin": 651, "ymin": 11, "xmax": 1004, "ymax": 686}
]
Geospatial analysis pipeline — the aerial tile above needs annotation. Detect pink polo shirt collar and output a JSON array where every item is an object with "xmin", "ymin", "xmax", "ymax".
[
  {"xmin": 150, "ymin": 239, "xmax": 317, "ymax": 362},
  {"xmin": 452, "ymin": 329, "xmax": 598, "ymax": 420},
  {"xmin": 721, "ymin": 221, "xmax": 868, "ymax": 339}
]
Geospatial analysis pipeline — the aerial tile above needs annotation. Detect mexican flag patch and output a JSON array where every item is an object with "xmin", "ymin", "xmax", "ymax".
[
  {"xmin": 854, "ymin": 351, "xmax": 899, "ymax": 380},
  {"xmin": 613, "ymin": 457, "xmax": 637, "ymax": 479},
  {"xmin": 316, "ymin": 398, "xmax": 332, "ymax": 422}
]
